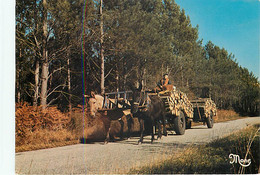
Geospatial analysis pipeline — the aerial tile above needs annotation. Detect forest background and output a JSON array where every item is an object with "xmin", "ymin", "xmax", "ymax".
[{"xmin": 16, "ymin": 0, "xmax": 259, "ymax": 115}]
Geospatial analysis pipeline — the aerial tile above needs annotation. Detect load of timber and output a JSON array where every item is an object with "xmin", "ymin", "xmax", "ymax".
[
  {"xmin": 190, "ymin": 98, "xmax": 217, "ymax": 118},
  {"xmin": 156, "ymin": 89, "xmax": 194, "ymax": 118}
]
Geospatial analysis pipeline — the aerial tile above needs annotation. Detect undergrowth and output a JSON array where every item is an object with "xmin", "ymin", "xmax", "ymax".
[
  {"xmin": 215, "ymin": 109, "xmax": 242, "ymax": 123},
  {"xmin": 16, "ymin": 103, "xmax": 85, "ymax": 152},
  {"xmin": 15, "ymin": 129, "xmax": 79, "ymax": 152},
  {"xmin": 129, "ymin": 124, "xmax": 260, "ymax": 174}
]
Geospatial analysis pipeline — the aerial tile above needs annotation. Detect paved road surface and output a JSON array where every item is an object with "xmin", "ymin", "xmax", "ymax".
[{"xmin": 16, "ymin": 117, "xmax": 259, "ymax": 174}]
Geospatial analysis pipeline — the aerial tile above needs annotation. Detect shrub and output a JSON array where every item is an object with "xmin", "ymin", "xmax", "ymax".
[{"xmin": 15, "ymin": 102, "xmax": 76, "ymax": 151}]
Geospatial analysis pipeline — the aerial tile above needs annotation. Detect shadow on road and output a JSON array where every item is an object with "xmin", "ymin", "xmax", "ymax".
[{"xmin": 79, "ymin": 125, "xmax": 214, "ymax": 145}]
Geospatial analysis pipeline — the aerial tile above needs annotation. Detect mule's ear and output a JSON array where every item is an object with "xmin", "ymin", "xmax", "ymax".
[
  {"xmin": 138, "ymin": 81, "xmax": 143, "ymax": 91},
  {"xmin": 84, "ymin": 95, "xmax": 90, "ymax": 98},
  {"xmin": 90, "ymin": 91, "xmax": 95, "ymax": 98}
]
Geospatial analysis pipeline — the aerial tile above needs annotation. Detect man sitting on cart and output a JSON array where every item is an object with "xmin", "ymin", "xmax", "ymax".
[{"xmin": 154, "ymin": 73, "xmax": 174, "ymax": 92}]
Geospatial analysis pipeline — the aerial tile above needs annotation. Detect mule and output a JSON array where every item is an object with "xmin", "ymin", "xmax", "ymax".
[
  {"xmin": 130, "ymin": 83, "xmax": 167, "ymax": 144},
  {"xmin": 86, "ymin": 92, "xmax": 134, "ymax": 143}
]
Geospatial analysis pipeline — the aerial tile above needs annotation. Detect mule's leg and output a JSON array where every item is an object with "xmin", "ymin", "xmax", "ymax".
[
  {"xmin": 127, "ymin": 114, "xmax": 133, "ymax": 139},
  {"xmin": 157, "ymin": 121, "xmax": 162, "ymax": 140},
  {"xmin": 104, "ymin": 127, "xmax": 111, "ymax": 144},
  {"xmin": 138, "ymin": 118, "xmax": 144, "ymax": 144},
  {"xmin": 151, "ymin": 120, "xmax": 155, "ymax": 143},
  {"xmin": 162, "ymin": 114, "xmax": 168, "ymax": 136},
  {"xmin": 119, "ymin": 118, "xmax": 124, "ymax": 140}
]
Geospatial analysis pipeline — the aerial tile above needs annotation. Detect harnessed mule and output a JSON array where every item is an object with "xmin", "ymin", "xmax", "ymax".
[{"xmin": 130, "ymin": 84, "xmax": 167, "ymax": 144}]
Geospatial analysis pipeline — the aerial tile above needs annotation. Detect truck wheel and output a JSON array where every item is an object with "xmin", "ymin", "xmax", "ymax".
[
  {"xmin": 174, "ymin": 111, "xmax": 186, "ymax": 135},
  {"xmin": 186, "ymin": 119, "xmax": 192, "ymax": 129},
  {"xmin": 206, "ymin": 112, "xmax": 214, "ymax": 128}
]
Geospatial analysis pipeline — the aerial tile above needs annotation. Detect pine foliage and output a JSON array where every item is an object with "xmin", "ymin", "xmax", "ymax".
[{"xmin": 16, "ymin": 0, "xmax": 259, "ymax": 115}]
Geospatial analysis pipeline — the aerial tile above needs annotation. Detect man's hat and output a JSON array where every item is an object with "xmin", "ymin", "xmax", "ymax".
[{"xmin": 163, "ymin": 73, "xmax": 168, "ymax": 76}]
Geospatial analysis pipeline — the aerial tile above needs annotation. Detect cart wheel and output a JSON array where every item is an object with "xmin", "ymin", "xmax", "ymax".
[
  {"xmin": 186, "ymin": 119, "xmax": 192, "ymax": 129},
  {"xmin": 174, "ymin": 111, "xmax": 186, "ymax": 135},
  {"xmin": 206, "ymin": 111, "xmax": 214, "ymax": 128}
]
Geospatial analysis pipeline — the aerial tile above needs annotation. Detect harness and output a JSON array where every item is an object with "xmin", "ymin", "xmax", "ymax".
[{"xmin": 135, "ymin": 91, "xmax": 150, "ymax": 111}]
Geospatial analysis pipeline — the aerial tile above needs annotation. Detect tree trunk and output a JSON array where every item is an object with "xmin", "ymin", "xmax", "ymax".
[
  {"xmin": 17, "ymin": 48, "xmax": 22, "ymax": 103},
  {"xmin": 100, "ymin": 0, "xmax": 105, "ymax": 95},
  {"xmin": 123, "ymin": 57, "xmax": 127, "ymax": 90},
  {"xmin": 17, "ymin": 15, "xmax": 24, "ymax": 103},
  {"xmin": 116, "ymin": 64, "xmax": 119, "ymax": 92},
  {"xmin": 143, "ymin": 66, "xmax": 146, "ymax": 90},
  {"xmin": 67, "ymin": 54, "xmax": 72, "ymax": 114},
  {"xmin": 33, "ymin": 0, "xmax": 39, "ymax": 107},
  {"xmin": 17, "ymin": 70, "xmax": 21, "ymax": 103},
  {"xmin": 40, "ymin": 0, "xmax": 48, "ymax": 109},
  {"xmin": 181, "ymin": 65, "xmax": 184, "ymax": 87},
  {"xmin": 33, "ymin": 58, "xmax": 39, "ymax": 106},
  {"xmin": 40, "ymin": 61, "xmax": 48, "ymax": 109}
]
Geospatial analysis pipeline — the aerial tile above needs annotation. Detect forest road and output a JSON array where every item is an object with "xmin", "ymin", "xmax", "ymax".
[{"xmin": 16, "ymin": 117, "xmax": 259, "ymax": 174}]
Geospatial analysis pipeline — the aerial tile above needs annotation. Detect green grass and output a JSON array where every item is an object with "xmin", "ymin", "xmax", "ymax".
[{"xmin": 129, "ymin": 124, "xmax": 260, "ymax": 174}]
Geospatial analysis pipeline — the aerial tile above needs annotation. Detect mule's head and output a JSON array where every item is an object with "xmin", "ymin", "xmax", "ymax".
[
  {"xmin": 87, "ymin": 91, "xmax": 101, "ymax": 117},
  {"xmin": 129, "ymin": 82, "xmax": 142, "ymax": 114},
  {"xmin": 88, "ymin": 97, "xmax": 98, "ymax": 117}
]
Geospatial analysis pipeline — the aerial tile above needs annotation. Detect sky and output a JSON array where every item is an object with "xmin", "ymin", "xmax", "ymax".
[{"xmin": 175, "ymin": 0, "xmax": 259, "ymax": 78}]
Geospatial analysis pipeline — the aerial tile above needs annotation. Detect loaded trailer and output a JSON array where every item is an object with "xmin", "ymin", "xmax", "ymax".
[
  {"xmin": 157, "ymin": 90, "xmax": 217, "ymax": 135},
  {"xmin": 101, "ymin": 89, "xmax": 217, "ymax": 136},
  {"xmin": 190, "ymin": 98, "xmax": 217, "ymax": 128}
]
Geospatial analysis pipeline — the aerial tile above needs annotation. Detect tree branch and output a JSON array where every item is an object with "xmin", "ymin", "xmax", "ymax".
[
  {"xmin": 47, "ymin": 84, "xmax": 67, "ymax": 98},
  {"xmin": 48, "ymin": 66, "xmax": 65, "ymax": 79}
]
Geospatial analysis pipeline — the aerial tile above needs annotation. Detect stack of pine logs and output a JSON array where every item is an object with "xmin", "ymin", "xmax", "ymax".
[
  {"xmin": 190, "ymin": 98, "xmax": 217, "ymax": 119},
  {"xmin": 204, "ymin": 98, "xmax": 217, "ymax": 118},
  {"xmin": 157, "ymin": 89, "xmax": 194, "ymax": 118}
]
